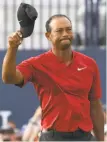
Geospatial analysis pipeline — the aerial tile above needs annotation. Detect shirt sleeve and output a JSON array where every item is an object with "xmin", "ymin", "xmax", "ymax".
[
  {"xmin": 16, "ymin": 58, "xmax": 34, "ymax": 87},
  {"xmin": 88, "ymin": 61, "xmax": 102, "ymax": 100}
]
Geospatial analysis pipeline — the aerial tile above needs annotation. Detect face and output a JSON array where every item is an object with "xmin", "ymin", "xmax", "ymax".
[{"xmin": 45, "ymin": 17, "xmax": 74, "ymax": 50}]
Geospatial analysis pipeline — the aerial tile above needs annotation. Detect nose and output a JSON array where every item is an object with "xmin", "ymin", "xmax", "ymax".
[{"xmin": 62, "ymin": 30, "xmax": 68, "ymax": 36}]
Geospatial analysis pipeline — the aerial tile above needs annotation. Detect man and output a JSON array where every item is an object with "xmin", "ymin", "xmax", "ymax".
[{"xmin": 2, "ymin": 14, "xmax": 104, "ymax": 141}]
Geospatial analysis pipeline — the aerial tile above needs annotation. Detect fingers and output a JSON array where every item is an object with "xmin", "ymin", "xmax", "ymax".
[{"xmin": 8, "ymin": 31, "xmax": 23, "ymax": 48}]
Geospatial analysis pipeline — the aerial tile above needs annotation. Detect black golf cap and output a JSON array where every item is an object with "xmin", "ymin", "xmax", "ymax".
[{"xmin": 17, "ymin": 3, "xmax": 38, "ymax": 38}]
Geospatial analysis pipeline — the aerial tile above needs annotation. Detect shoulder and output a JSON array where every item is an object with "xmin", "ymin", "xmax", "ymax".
[
  {"xmin": 74, "ymin": 50, "xmax": 97, "ymax": 66},
  {"xmin": 23, "ymin": 50, "xmax": 51, "ymax": 64},
  {"xmin": 74, "ymin": 50, "xmax": 99, "ymax": 73}
]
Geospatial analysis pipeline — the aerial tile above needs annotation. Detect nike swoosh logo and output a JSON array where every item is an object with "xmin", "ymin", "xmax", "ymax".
[
  {"xmin": 19, "ymin": 20, "xmax": 23, "ymax": 23},
  {"xmin": 77, "ymin": 67, "xmax": 87, "ymax": 71}
]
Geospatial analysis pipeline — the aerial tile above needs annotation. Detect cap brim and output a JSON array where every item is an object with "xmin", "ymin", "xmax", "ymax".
[{"xmin": 20, "ymin": 22, "xmax": 35, "ymax": 38}]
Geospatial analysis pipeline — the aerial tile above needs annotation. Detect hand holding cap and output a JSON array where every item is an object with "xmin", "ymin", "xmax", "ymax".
[{"xmin": 17, "ymin": 3, "xmax": 38, "ymax": 38}]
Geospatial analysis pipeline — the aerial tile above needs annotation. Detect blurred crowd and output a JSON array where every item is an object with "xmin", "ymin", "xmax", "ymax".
[
  {"xmin": 0, "ymin": 121, "xmax": 22, "ymax": 141},
  {"xmin": 0, "ymin": 105, "xmax": 107, "ymax": 141},
  {"xmin": 0, "ymin": 107, "xmax": 41, "ymax": 142}
]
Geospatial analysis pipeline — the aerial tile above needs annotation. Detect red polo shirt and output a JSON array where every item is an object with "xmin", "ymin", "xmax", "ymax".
[{"xmin": 16, "ymin": 50, "xmax": 102, "ymax": 132}]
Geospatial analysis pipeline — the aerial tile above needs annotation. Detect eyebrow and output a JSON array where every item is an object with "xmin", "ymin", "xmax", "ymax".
[{"xmin": 55, "ymin": 27, "xmax": 72, "ymax": 30}]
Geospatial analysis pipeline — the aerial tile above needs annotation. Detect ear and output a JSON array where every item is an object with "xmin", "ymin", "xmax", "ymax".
[{"xmin": 45, "ymin": 32, "xmax": 51, "ymax": 41}]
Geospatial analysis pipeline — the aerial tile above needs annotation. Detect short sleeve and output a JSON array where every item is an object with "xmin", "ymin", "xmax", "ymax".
[
  {"xmin": 16, "ymin": 57, "xmax": 34, "ymax": 87},
  {"xmin": 88, "ymin": 61, "xmax": 102, "ymax": 101}
]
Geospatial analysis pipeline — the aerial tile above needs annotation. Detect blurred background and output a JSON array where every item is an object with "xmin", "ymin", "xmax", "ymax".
[{"xmin": 0, "ymin": 0, "xmax": 106, "ymax": 140}]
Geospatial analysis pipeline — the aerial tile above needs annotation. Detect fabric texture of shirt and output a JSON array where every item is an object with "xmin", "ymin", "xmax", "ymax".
[{"xmin": 16, "ymin": 50, "xmax": 102, "ymax": 132}]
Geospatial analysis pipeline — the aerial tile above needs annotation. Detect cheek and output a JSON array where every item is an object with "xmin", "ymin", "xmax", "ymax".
[{"xmin": 51, "ymin": 35, "xmax": 59, "ymax": 42}]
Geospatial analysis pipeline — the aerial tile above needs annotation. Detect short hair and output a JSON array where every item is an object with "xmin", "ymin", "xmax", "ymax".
[{"xmin": 45, "ymin": 14, "xmax": 71, "ymax": 32}]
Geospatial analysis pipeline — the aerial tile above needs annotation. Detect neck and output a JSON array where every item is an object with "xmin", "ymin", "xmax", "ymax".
[{"xmin": 52, "ymin": 47, "xmax": 72, "ymax": 63}]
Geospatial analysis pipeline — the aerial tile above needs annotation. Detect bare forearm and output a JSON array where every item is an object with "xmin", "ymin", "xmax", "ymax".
[
  {"xmin": 2, "ymin": 47, "xmax": 18, "ymax": 83},
  {"xmin": 2, "ymin": 31, "xmax": 23, "ymax": 84},
  {"xmin": 91, "ymin": 102, "xmax": 104, "ymax": 141}
]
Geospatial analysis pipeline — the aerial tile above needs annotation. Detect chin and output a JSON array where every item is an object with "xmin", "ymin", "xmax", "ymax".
[
  {"xmin": 60, "ymin": 43, "xmax": 71, "ymax": 50},
  {"xmin": 60, "ymin": 45, "xmax": 70, "ymax": 50}
]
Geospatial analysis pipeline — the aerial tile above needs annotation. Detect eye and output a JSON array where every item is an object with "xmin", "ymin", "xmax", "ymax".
[
  {"xmin": 67, "ymin": 28, "xmax": 72, "ymax": 31},
  {"xmin": 55, "ymin": 29, "xmax": 63, "ymax": 32}
]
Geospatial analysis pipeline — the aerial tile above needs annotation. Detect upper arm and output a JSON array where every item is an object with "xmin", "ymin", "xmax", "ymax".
[
  {"xmin": 15, "ymin": 69, "xmax": 24, "ymax": 86},
  {"xmin": 90, "ymin": 99, "xmax": 104, "ymax": 119},
  {"xmin": 90, "ymin": 99, "xmax": 102, "ymax": 110},
  {"xmin": 88, "ymin": 61, "xmax": 102, "ymax": 101},
  {"xmin": 90, "ymin": 99, "xmax": 104, "ymax": 127},
  {"xmin": 90, "ymin": 99, "xmax": 104, "ymax": 124},
  {"xmin": 16, "ymin": 58, "xmax": 35, "ymax": 87}
]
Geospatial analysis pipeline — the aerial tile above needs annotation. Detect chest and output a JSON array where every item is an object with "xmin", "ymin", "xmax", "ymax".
[{"xmin": 34, "ymin": 61, "xmax": 94, "ymax": 96}]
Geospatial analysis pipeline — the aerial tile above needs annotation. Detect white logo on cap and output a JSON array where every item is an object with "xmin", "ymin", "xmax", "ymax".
[{"xmin": 19, "ymin": 20, "xmax": 23, "ymax": 22}]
